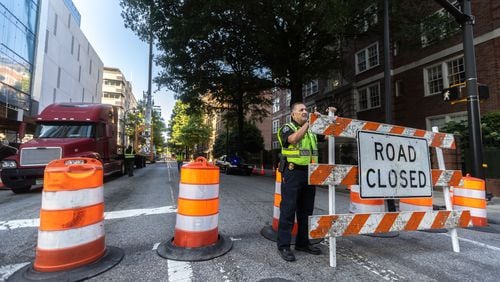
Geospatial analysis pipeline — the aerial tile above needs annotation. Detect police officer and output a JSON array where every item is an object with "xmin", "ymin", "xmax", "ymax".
[
  {"xmin": 176, "ymin": 152, "xmax": 185, "ymax": 172},
  {"xmin": 125, "ymin": 145, "xmax": 135, "ymax": 177},
  {"xmin": 276, "ymin": 102, "xmax": 336, "ymax": 262}
]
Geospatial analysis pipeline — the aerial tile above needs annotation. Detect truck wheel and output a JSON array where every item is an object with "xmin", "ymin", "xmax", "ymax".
[
  {"xmin": 11, "ymin": 186, "xmax": 31, "ymax": 194},
  {"xmin": 120, "ymin": 162, "xmax": 126, "ymax": 176}
]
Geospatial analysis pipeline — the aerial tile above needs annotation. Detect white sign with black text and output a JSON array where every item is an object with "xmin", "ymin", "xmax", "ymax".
[{"xmin": 357, "ymin": 131, "xmax": 432, "ymax": 199}]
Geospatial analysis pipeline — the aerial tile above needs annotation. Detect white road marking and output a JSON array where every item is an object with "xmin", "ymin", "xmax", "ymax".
[
  {"xmin": 0, "ymin": 206, "xmax": 177, "ymax": 231},
  {"xmin": 168, "ymin": 260, "xmax": 193, "ymax": 282},
  {"xmin": 0, "ymin": 262, "xmax": 30, "ymax": 281},
  {"xmin": 152, "ymin": 242, "xmax": 160, "ymax": 250},
  {"xmin": 230, "ymin": 237, "xmax": 242, "ymax": 241},
  {"xmin": 322, "ymin": 241, "xmax": 405, "ymax": 281},
  {"xmin": 438, "ymin": 233, "xmax": 500, "ymax": 252}
]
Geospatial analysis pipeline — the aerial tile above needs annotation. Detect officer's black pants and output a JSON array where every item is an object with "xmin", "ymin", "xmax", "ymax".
[
  {"xmin": 277, "ymin": 167, "xmax": 316, "ymax": 249},
  {"xmin": 125, "ymin": 158, "xmax": 134, "ymax": 176}
]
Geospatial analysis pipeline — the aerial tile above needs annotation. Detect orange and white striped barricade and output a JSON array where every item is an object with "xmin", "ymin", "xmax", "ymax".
[
  {"xmin": 157, "ymin": 157, "xmax": 232, "ymax": 261},
  {"xmin": 309, "ymin": 210, "xmax": 472, "ymax": 238},
  {"xmin": 453, "ymin": 174, "xmax": 488, "ymax": 227},
  {"xmin": 260, "ymin": 169, "xmax": 299, "ymax": 242},
  {"xmin": 349, "ymin": 185, "xmax": 385, "ymax": 213},
  {"xmin": 9, "ymin": 158, "xmax": 123, "ymax": 281},
  {"xmin": 307, "ymin": 114, "xmax": 468, "ymax": 267}
]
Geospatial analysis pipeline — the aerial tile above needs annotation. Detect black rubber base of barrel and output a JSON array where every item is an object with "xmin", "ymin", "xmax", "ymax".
[
  {"xmin": 7, "ymin": 246, "xmax": 124, "ymax": 282},
  {"xmin": 260, "ymin": 225, "xmax": 323, "ymax": 245},
  {"xmin": 157, "ymin": 234, "xmax": 233, "ymax": 262}
]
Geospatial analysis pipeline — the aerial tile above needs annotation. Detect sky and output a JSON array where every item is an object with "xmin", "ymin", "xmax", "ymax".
[{"xmin": 72, "ymin": 0, "xmax": 175, "ymax": 124}]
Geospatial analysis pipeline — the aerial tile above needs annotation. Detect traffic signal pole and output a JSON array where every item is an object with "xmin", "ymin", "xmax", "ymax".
[
  {"xmin": 435, "ymin": 0, "xmax": 486, "ymax": 185},
  {"xmin": 461, "ymin": 0, "xmax": 484, "ymax": 180}
]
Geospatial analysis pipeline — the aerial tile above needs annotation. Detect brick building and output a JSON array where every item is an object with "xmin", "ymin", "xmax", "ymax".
[{"xmin": 271, "ymin": 0, "xmax": 500, "ymax": 195}]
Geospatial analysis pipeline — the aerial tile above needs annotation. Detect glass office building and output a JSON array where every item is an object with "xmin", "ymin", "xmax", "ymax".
[{"xmin": 0, "ymin": 0, "xmax": 39, "ymax": 113}]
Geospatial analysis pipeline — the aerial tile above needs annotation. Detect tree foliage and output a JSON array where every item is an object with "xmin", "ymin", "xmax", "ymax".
[
  {"xmin": 167, "ymin": 101, "xmax": 211, "ymax": 156},
  {"xmin": 125, "ymin": 100, "xmax": 167, "ymax": 153},
  {"xmin": 212, "ymin": 122, "xmax": 264, "ymax": 159},
  {"xmin": 441, "ymin": 111, "xmax": 500, "ymax": 150}
]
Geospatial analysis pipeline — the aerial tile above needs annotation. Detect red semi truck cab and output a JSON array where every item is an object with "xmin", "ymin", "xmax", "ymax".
[{"xmin": 1, "ymin": 103, "xmax": 125, "ymax": 194}]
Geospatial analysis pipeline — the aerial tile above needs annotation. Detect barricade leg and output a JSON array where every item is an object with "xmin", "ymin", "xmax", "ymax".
[{"xmin": 8, "ymin": 158, "xmax": 124, "ymax": 281}]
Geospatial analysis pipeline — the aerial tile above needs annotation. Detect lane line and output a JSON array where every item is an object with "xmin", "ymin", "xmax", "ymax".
[
  {"xmin": 438, "ymin": 233, "xmax": 500, "ymax": 252},
  {"xmin": 152, "ymin": 242, "xmax": 160, "ymax": 250},
  {"xmin": 0, "ymin": 262, "xmax": 30, "ymax": 281},
  {"xmin": 0, "ymin": 206, "xmax": 177, "ymax": 231},
  {"xmin": 168, "ymin": 260, "xmax": 193, "ymax": 282}
]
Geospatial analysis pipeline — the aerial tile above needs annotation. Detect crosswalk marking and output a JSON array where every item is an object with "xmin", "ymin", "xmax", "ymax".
[{"xmin": 0, "ymin": 206, "xmax": 177, "ymax": 231}]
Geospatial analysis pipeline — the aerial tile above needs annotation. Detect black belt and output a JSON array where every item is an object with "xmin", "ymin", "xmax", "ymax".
[{"xmin": 288, "ymin": 163, "xmax": 308, "ymax": 171}]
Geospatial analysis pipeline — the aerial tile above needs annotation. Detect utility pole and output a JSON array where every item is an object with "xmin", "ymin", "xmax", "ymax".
[
  {"xmin": 434, "ymin": 0, "xmax": 485, "ymax": 183},
  {"xmin": 144, "ymin": 5, "xmax": 154, "ymax": 162}
]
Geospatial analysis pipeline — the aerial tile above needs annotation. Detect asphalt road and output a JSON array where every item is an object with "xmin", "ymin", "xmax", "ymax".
[{"xmin": 1, "ymin": 161, "xmax": 499, "ymax": 281}]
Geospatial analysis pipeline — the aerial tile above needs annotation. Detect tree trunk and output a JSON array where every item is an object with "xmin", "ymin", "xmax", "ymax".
[{"xmin": 289, "ymin": 74, "xmax": 303, "ymax": 107}]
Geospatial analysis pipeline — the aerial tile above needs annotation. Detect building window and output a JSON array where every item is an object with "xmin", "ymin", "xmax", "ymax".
[
  {"xmin": 361, "ymin": 4, "xmax": 378, "ymax": 32},
  {"xmin": 78, "ymin": 65, "xmax": 81, "ymax": 82},
  {"xmin": 272, "ymin": 119, "xmax": 280, "ymax": 134},
  {"xmin": 104, "ymin": 79, "xmax": 122, "ymax": 86},
  {"xmin": 44, "ymin": 30, "xmax": 49, "ymax": 53},
  {"xmin": 447, "ymin": 57, "xmax": 465, "ymax": 86},
  {"xmin": 395, "ymin": 80, "xmax": 403, "ymax": 97},
  {"xmin": 57, "ymin": 67, "xmax": 61, "ymax": 88},
  {"xmin": 82, "ymin": 88, "xmax": 85, "ymax": 102},
  {"xmin": 426, "ymin": 112, "xmax": 467, "ymax": 130},
  {"xmin": 53, "ymin": 14, "xmax": 58, "ymax": 35},
  {"xmin": 71, "ymin": 36, "xmax": 74, "ymax": 54},
  {"xmin": 355, "ymin": 42, "xmax": 379, "ymax": 74},
  {"xmin": 77, "ymin": 45, "xmax": 80, "ymax": 61},
  {"xmin": 273, "ymin": 97, "xmax": 280, "ymax": 113},
  {"xmin": 420, "ymin": 2, "xmax": 461, "ymax": 48},
  {"xmin": 303, "ymin": 80, "xmax": 319, "ymax": 96},
  {"xmin": 424, "ymin": 56, "xmax": 465, "ymax": 96},
  {"xmin": 53, "ymin": 88, "xmax": 56, "ymax": 103},
  {"xmin": 357, "ymin": 83, "xmax": 380, "ymax": 111},
  {"xmin": 89, "ymin": 59, "xmax": 92, "ymax": 74},
  {"xmin": 67, "ymin": 13, "xmax": 71, "ymax": 28}
]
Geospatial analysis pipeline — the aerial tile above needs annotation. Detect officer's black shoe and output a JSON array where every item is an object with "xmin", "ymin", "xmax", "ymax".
[
  {"xmin": 295, "ymin": 244, "xmax": 322, "ymax": 255},
  {"xmin": 278, "ymin": 248, "xmax": 296, "ymax": 262}
]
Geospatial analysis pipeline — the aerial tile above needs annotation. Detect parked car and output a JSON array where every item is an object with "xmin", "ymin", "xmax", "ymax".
[{"xmin": 215, "ymin": 155, "xmax": 253, "ymax": 176}]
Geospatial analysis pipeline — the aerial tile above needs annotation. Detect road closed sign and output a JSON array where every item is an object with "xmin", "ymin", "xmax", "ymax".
[{"xmin": 357, "ymin": 131, "xmax": 432, "ymax": 199}]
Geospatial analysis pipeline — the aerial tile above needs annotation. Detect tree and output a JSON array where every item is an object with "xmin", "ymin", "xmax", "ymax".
[
  {"xmin": 167, "ymin": 101, "xmax": 211, "ymax": 157},
  {"xmin": 442, "ymin": 111, "xmax": 500, "ymax": 150},
  {"xmin": 242, "ymin": 0, "xmax": 373, "ymax": 105},
  {"xmin": 212, "ymin": 122, "xmax": 264, "ymax": 159},
  {"xmin": 125, "ymin": 100, "xmax": 167, "ymax": 154}
]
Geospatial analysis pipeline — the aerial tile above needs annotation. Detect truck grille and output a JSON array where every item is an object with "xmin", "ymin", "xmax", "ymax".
[{"xmin": 20, "ymin": 147, "xmax": 62, "ymax": 166}]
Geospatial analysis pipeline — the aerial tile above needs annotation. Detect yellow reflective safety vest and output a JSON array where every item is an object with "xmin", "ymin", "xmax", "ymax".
[
  {"xmin": 277, "ymin": 122, "xmax": 318, "ymax": 165},
  {"xmin": 125, "ymin": 147, "xmax": 135, "ymax": 159}
]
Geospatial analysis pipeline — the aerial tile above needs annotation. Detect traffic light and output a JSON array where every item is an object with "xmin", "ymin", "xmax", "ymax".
[
  {"xmin": 442, "ymin": 86, "xmax": 461, "ymax": 102},
  {"xmin": 442, "ymin": 83, "xmax": 489, "ymax": 103}
]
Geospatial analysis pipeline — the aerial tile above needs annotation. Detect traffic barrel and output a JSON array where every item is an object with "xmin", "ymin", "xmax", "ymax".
[
  {"xmin": 261, "ymin": 168, "xmax": 298, "ymax": 242},
  {"xmin": 453, "ymin": 174, "xmax": 487, "ymax": 227},
  {"xmin": 348, "ymin": 185, "xmax": 385, "ymax": 213},
  {"xmin": 399, "ymin": 197, "xmax": 433, "ymax": 211},
  {"xmin": 157, "ymin": 157, "xmax": 232, "ymax": 261},
  {"xmin": 9, "ymin": 158, "xmax": 123, "ymax": 281}
]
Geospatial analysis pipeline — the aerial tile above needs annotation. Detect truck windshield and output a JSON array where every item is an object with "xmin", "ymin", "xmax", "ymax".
[{"xmin": 34, "ymin": 123, "xmax": 95, "ymax": 138}]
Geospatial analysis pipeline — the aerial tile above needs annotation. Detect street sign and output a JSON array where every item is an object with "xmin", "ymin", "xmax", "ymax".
[{"xmin": 357, "ymin": 131, "xmax": 432, "ymax": 199}]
